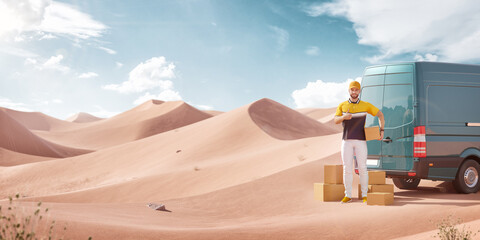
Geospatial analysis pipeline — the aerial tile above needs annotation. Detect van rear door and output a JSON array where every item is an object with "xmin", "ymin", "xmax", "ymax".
[
  {"xmin": 361, "ymin": 64, "xmax": 415, "ymax": 172},
  {"xmin": 381, "ymin": 65, "xmax": 415, "ymax": 172}
]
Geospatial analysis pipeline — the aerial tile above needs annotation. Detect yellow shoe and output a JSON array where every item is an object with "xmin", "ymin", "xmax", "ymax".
[
  {"xmin": 341, "ymin": 197, "xmax": 352, "ymax": 204},
  {"xmin": 362, "ymin": 197, "xmax": 367, "ymax": 203}
]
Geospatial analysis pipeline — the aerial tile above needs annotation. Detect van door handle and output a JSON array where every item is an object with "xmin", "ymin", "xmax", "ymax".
[{"xmin": 382, "ymin": 137, "xmax": 392, "ymax": 143}]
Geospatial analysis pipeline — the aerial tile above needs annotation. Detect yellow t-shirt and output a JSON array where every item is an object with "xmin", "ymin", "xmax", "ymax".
[{"xmin": 335, "ymin": 99, "xmax": 379, "ymax": 140}]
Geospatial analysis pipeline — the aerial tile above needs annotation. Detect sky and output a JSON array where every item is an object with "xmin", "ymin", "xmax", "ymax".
[{"xmin": 1, "ymin": 0, "xmax": 480, "ymax": 119}]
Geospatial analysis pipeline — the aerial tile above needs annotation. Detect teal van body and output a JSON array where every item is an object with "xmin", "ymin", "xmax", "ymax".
[{"xmin": 360, "ymin": 62, "xmax": 480, "ymax": 193}]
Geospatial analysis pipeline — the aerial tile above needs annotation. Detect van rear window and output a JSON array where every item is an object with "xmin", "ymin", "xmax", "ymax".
[
  {"xmin": 361, "ymin": 86, "xmax": 383, "ymax": 127},
  {"xmin": 383, "ymin": 85, "xmax": 414, "ymax": 128},
  {"xmin": 386, "ymin": 64, "xmax": 413, "ymax": 74},
  {"xmin": 364, "ymin": 66, "xmax": 386, "ymax": 76},
  {"xmin": 362, "ymin": 75, "xmax": 384, "ymax": 86},
  {"xmin": 385, "ymin": 73, "xmax": 413, "ymax": 84}
]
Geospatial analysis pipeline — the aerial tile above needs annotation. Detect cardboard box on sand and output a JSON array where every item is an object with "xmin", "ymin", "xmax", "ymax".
[
  {"xmin": 314, "ymin": 166, "xmax": 395, "ymax": 205},
  {"xmin": 362, "ymin": 171, "xmax": 395, "ymax": 206},
  {"xmin": 314, "ymin": 165, "xmax": 344, "ymax": 201}
]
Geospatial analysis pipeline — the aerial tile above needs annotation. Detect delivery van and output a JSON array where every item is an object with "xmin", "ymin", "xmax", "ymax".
[{"xmin": 360, "ymin": 62, "xmax": 480, "ymax": 193}]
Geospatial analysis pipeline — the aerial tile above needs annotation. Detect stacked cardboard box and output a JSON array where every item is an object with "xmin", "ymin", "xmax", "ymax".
[
  {"xmin": 314, "ymin": 165, "xmax": 345, "ymax": 202},
  {"xmin": 357, "ymin": 170, "xmax": 395, "ymax": 205}
]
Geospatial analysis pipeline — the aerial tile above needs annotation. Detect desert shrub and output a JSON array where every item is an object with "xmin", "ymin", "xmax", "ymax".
[
  {"xmin": 0, "ymin": 194, "xmax": 65, "ymax": 240},
  {"xmin": 435, "ymin": 214, "xmax": 477, "ymax": 240}
]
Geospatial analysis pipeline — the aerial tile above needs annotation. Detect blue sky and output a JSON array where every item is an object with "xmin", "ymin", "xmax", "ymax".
[{"xmin": 1, "ymin": 0, "xmax": 480, "ymax": 119}]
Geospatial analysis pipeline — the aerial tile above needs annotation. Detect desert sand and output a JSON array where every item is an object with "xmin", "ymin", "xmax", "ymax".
[{"xmin": 1, "ymin": 98, "xmax": 479, "ymax": 240}]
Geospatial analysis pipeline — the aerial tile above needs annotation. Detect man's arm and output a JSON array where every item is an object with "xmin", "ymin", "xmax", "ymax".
[
  {"xmin": 376, "ymin": 111, "xmax": 385, "ymax": 140},
  {"xmin": 334, "ymin": 109, "xmax": 352, "ymax": 124}
]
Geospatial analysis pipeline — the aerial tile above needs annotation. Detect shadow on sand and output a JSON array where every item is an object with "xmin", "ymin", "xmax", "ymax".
[{"xmin": 390, "ymin": 182, "xmax": 480, "ymax": 207}]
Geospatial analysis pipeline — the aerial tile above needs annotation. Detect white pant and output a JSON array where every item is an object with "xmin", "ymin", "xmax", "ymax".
[{"xmin": 341, "ymin": 140, "xmax": 368, "ymax": 198}]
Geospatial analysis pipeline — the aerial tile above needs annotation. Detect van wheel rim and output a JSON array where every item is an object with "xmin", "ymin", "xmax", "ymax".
[{"xmin": 464, "ymin": 167, "xmax": 479, "ymax": 188}]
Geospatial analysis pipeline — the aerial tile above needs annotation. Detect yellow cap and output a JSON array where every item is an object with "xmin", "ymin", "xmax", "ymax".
[{"xmin": 349, "ymin": 81, "xmax": 361, "ymax": 90}]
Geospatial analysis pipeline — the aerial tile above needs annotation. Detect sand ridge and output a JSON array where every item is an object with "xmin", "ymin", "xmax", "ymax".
[
  {"xmin": 0, "ymin": 99, "xmax": 340, "ymax": 202},
  {"xmin": 1, "ymin": 107, "xmax": 78, "ymax": 132},
  {"xmin": 32, "ymin": 100, "xmax": 213, "ymax": 150},
  {"xmin": 0, "ymin": 109, "xmax": 91, "ymax": 159}
]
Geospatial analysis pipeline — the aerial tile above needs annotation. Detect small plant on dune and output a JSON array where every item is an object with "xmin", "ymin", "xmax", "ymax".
[
  {"xmin": 0, "ymin": 194, "xmax": 68, "ymax": 240},
  {"xmin": 435, "ymin": 214, "xmax": 478, "ymax": 240}
]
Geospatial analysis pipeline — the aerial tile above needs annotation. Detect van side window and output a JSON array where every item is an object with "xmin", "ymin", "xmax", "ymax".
[{"xmin": 427, "ymin": 85, "xmax": 480, "ymax": 125}]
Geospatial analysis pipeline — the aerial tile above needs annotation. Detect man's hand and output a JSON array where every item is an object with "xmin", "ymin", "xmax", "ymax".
[
  {"xmin": 343, "ymin": 109, "xmax": 352, "ymax": 120},
  {"xmin": 378, "ymin": 130, "xmax": 384, "ymax": 141}
]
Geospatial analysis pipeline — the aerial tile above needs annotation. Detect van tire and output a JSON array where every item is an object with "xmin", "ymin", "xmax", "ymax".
[
  {"xmin": 392, "ymin": 178, "xmax": 421, "ymax": 189},
  {"xmin": 453, "ymin": 159, "xmax": 480, "ymax": 194}
]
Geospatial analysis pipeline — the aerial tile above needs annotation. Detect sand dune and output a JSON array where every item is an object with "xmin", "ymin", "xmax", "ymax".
[
  {"xmin": 0, "ymin": 148, "xmax": 53, "ymax": 166},
  {"xmin": 33, "ymin": 100, "xmax": 213, "ymax": 150},
  {"xmin": 249, "ymin": 99, "xmax": 337, "ymax": 140},
  {"xmin": 1, "ymin": 98, "xmax": 479, "ymax": 240},
  {"xmin": 0, "ymin": 109, "xmax": 90, "ymax": 158},
  {"xmin": 296, "ymin": 107, "xmax": 337, "ymax": 121},
  {"xmin": 296, "ymin": 107, "xmax": 343, "ymax": 132},
  {"xmin": 203, "ymin": 110, "xmax": 224, "ymax": 116},
  {"xmin": 1, "ymin": 107, "xmax": 76, "ymax": 131},
  {"xmin": 66, "ymin": 112, "xmax": 104, "ymax": 123},
  {"xmin": 0, "ymin": 98, "xmax": 339, "ymax": 202}
]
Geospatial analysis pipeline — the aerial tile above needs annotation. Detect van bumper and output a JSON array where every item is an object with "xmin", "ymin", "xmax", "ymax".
[{"xmin": 385, "ymin": 157, "xmax": 461, "ymax": 181}]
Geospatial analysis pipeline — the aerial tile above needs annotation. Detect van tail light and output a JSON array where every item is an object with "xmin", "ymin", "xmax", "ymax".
[
  {"xmin": 408, "ymin": 172, "xmax": 416, "ymax": 177},
  {"xmin": 414, "ymin": 126, "xmax": 426, "ymax": 158}
]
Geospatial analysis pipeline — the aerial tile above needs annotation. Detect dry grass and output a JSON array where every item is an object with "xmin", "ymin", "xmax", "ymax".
[
  {"xmin": 435, "ymin": 215, "xmax": 478, "ymax": 240},
  {"xmin": 0, "ymin": 194, "xmax": 86, "ymax": 240}
]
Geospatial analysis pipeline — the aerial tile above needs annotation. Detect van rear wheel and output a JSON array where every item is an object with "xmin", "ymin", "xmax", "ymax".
[
  {"xmin": 453, "ymin": 159, "xmax": 480, "ymax": 194},
  {"xmin": 392, "ymin": 178, "xmax": 421, "ymax": 189}
]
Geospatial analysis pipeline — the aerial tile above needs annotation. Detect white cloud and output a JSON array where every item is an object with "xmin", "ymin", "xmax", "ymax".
[
  {"xmin": 133, "ymin": 90, "xmax": 182, "ymax": 105},
  {"xmin": 39, "ymin": 1, "xmax": 107, "ymax": 39},
  {"xmin": 0, "ymin": 0, "xmax": 49, "ymax": 36},
  {"xmin": 25, "ymin": 54, "xmax": 70, "ymax": 72},
  {"xmin": 0, "ymin": 45, "xmax": 38, "ymax": 58},
  {"xmin": 414, "ymin": 53, "xmax": 439, "ymax": 62},
  {"xmin": 104, "ymin": 57, "xmax": 183, "ymax": 105},
  {"xmin": 0, "ymin": 97, "xmax": 32, "ymax": 112},
  {"xmin": 14, "ymin": 35, "xmax": 25, "ymax": 42},
  {"xmin": 269, "ymin": 26, "xmax": 289, "ymax": 51},
  {"xmin": 25, "ymin": 57, "xmax": 38, "ymax": 65},
  {"xmin": 116, "ymin": 62, "xmax": 124, "ymax": 68},
  {"xmin": 44, "ymin": 54, "xmax": 64, "ymax": 67},
  {"xmin": 305, "ymin": 46, "xmax": 320, "ymax": 56},
  {"xmin": 33, "ymin": 98, "xmax": 63, "ymax": 106},
  {"xmin": 42, "ymin": 54, "xmax": 70, "ymax": 72},
  {"xmin": 39, "ymin": 33, "xmax": 57, "ymax": 40},
  {"xmin": 305, "ymin": 0, "xmax": 480, "ymax": 63},
  {"xmin": 194, "ymin": 104, "xmax": 214, "ymax": 110},
  {"xmin": 78, "ymin": 72, "xmax": 99, "ymax": 79},
  {"xmin": 103, "ymin": 57, "xmax": 176, "ymax": 93},
  {"xmin": 89, "ymin": 105, "xmax": 119, "ymax": 118},
  {"xmin": 0, "ymin": 0, "xmax": 108, "ymax": 52},
  {"xmin": 292, "ymin": 77, "xmax": 361, "ymax": 108},
  {"xmin": 98, "ymin": 46, "xmax": 116, "ymax": 55}
]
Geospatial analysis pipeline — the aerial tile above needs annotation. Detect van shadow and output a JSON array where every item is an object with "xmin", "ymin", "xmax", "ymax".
[{"xmin": 391, "ymin": 182, "xmax": 480, "ymax": 207}]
